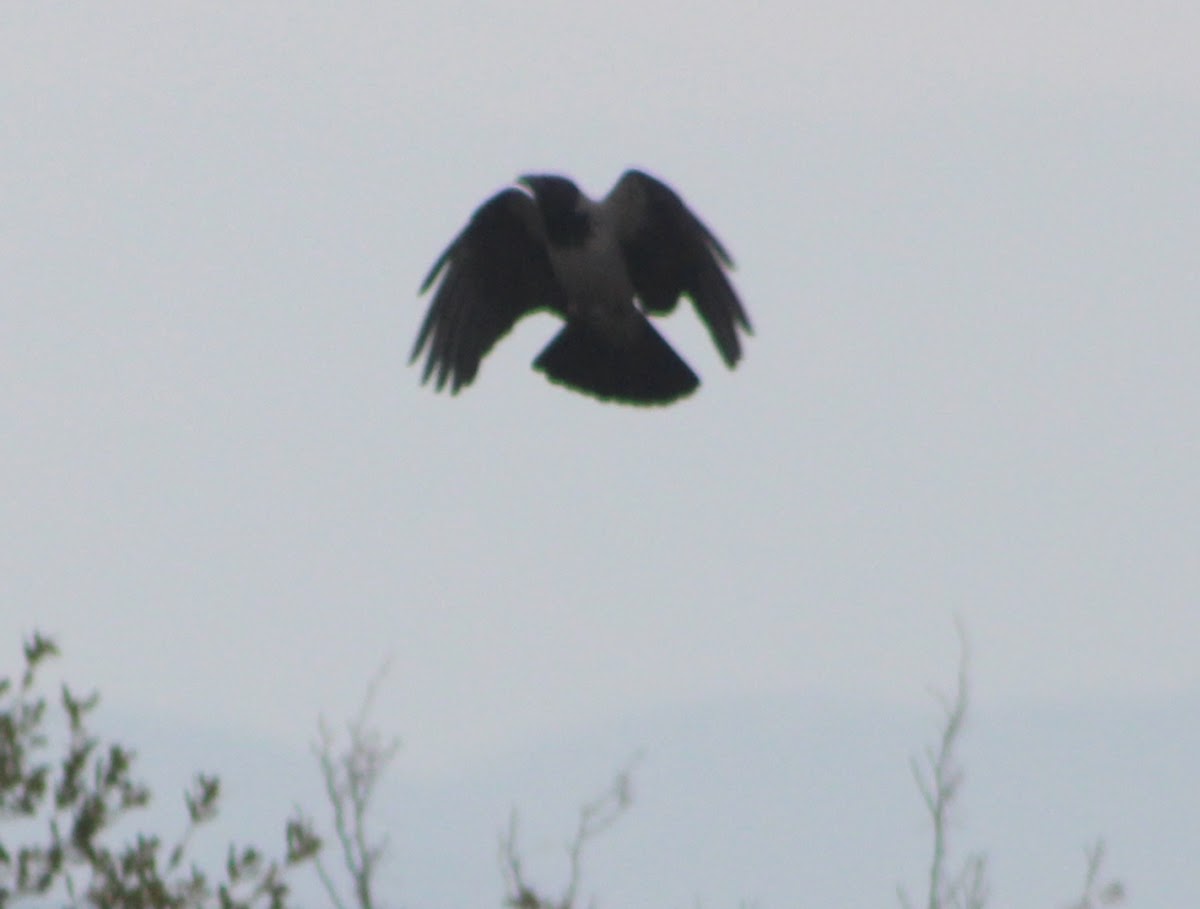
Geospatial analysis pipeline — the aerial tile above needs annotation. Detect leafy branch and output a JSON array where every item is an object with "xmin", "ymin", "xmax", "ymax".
[{"xmin": 0, "ymin": 632, "xmax": 319, "ymax": 909}]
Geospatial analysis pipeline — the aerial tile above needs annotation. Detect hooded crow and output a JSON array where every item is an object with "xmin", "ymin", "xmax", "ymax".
[{"xmin": 411, "ymin": 169, "xmax": 751, "ymax": 405}]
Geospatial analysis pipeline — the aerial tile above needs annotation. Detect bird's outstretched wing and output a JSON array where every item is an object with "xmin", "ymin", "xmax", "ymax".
[
  {"xmin": 411, "ymin": 188, "xmax": 563, "ymax": 393},
  {"xmin": 607, "ymin": 169, "xmax": 752, "ymax": 367}
]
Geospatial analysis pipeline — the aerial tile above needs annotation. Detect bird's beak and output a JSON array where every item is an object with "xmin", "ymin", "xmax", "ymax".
[{"xmin": 516, "ymin": 176, "xmax": 544, "ymax": 199}]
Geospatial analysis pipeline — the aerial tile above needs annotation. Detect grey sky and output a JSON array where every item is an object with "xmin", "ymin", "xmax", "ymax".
[{"xmin": 3, "ymin": 3, "xmax": 1198, "ymax": 906}]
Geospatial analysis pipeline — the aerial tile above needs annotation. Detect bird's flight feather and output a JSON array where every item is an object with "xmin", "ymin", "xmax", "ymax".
[
  {"xmin": 607, "ymin": 169, "xmax": 752, "ymax": 367},
  {"xmin": 410, "ymin": 189, "xmax": 561, "ymax": 392}
]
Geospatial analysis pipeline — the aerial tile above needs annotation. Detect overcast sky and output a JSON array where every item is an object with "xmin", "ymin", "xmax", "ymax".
[{"xmin": 3, "ymin": 3, "xmax": 1198, "ymax": 907}]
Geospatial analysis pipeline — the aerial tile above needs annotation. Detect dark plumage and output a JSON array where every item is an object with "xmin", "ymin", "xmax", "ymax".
[{"xmin": 411, "ymin": 169, "xmax": 751, "ymax": 405}]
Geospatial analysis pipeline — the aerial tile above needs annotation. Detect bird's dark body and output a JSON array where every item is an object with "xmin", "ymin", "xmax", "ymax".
[{"xmin": 411, "ymin": 169, "xmax": 750, "ymax": 405}]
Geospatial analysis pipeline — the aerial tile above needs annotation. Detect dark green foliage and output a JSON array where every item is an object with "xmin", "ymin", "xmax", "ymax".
[{"xmin": 0, "ymin": 633, "xmax": 320, "ymax": 909}]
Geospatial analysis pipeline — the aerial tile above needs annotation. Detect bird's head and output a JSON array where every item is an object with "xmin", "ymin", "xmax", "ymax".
[
  {"xmin": 518, "ymin": 174, "xmax": 581, "ymax": 213},
  {"xmin": 518, "ymin": 174, "xmax": 592, "ymax": 247}
]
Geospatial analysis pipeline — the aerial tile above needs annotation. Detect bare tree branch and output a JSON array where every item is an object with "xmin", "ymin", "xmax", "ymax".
[
  {"xmin": 311, "ymin": 661, "xmax": 400, "ymax": 909},
  {"xmin": 501, "ymin": 757, "xmax": 639, "ymax": 909},
  {"xmin": 1065, "ymin": 839, "xmax": 1125, "ymax": 909},
  {"xmin": 899, "ymin": 621, "xmax": 988, "ymax": 909}
]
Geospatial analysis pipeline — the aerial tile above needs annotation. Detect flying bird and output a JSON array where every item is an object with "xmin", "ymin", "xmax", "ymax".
[{"xmin": 411, "ymin": 169, "xmax": 751, "ymax": 405}]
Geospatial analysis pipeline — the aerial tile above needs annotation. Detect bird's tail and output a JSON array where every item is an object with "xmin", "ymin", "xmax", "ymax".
[{"xmin": 533, "ymin": 318, "xmax": 699, "ymax": 405}]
